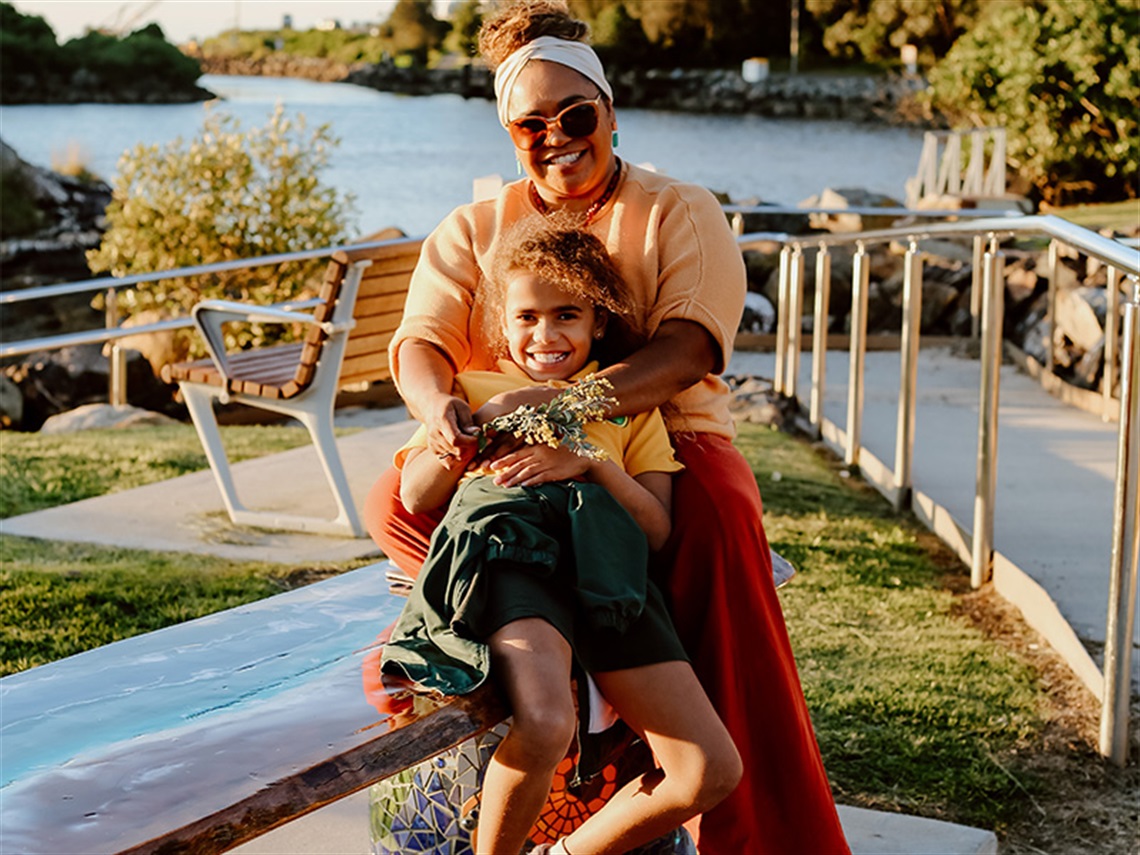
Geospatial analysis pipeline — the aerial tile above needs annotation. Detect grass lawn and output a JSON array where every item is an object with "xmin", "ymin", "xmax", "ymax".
[
  {"xmin": 0, "ymin": 420, "xmax": 1131, "ymax": 852},
  {"xmin": 1047, "ymin": 198, "xmax": 1140, "ymax": 233},
  {"xmin": 0, "ymin": 423, "xmax": 337, "ymax": 518},
  {"xmin": 736, "ymin": 427, "xmax": 1041, "ymax": 827}
]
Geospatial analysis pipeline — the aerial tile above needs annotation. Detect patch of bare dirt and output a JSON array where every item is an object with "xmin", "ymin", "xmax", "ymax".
[{"xmin": 953, "ymin": 584, "xmax": 1139, "ymax": 855}]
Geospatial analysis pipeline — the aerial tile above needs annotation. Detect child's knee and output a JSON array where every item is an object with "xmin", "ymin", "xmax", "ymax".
[{"xmin": 510, "ymin": 701, "xmax": 576, "ymax": 766}]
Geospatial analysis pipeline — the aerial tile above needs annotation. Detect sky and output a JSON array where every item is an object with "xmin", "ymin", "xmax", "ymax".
[{"xmin": 10, "ymin": 1, "xmax": 452, "ymax": 44}]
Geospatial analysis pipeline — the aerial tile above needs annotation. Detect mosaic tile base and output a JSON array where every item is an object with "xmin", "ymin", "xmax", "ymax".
[{"xmin": 369, "ymin": 724, "xmax": 693, "ymax": 854}]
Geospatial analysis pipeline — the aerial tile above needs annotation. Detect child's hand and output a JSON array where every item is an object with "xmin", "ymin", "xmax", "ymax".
[
  {"xmin": 489, "ymin": 444, "xmax": 592, "ymax": 488},
  {"xmin": 470, "ymin": 387, "xmax": 558, "ymax": 469}
]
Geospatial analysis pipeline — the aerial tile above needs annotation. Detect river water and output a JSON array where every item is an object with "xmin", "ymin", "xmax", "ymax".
[{"xmin": 0, "ymin": 74, "xmax": 925, "ymax": 237}]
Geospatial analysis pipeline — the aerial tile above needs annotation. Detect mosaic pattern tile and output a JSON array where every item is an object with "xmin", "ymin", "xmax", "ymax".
[
  {"xmin": 369, "ymin": 723, "xmax": 692, "ymax": 854},
  {"xmin": 371, "ymin": 724, "xmax": 507, "ymax": 855}
]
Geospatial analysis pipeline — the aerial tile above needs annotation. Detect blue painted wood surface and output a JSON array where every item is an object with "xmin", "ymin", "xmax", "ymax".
[{"xmin": 0, "ymin": 562, "xmax": 507, "ymax": 854}]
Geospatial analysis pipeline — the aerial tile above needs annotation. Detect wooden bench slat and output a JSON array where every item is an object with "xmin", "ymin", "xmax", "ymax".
[
  {"xmin": 351, "ymin": 312, "xmax": 403, "ymax": 339},
  {"xmin": 353, "ymin": 292, "xmax": 409, "ymax": 318},
  {"xmin": 344, "ymin": 330, "xmax": 397, "ymax": 361},
  {"xmin": 355, "ymin": 271, "xmax": 419, "ymax": 301},
  {"xmin": 339, "ymin": 364, "xmax": 392, "ymax": 385}
]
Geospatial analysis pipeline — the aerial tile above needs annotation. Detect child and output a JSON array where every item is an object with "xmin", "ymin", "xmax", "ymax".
[{"xmin": 381, "ymin": 223, "xmax": 741, "ymax": 855}]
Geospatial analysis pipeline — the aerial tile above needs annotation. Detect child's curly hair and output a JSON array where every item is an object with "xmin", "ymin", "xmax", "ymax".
[{"xmin": 485, "ymin": 216, "xmax": 646, "ymax": 368}]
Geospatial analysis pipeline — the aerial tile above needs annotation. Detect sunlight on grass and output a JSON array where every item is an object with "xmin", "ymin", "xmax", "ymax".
[
  {"xmin": 0, "ymin": 536, "xmax": 366, "ymax": 677},
  {"xmin": 736, "ymin": 423, "xmax": 1044, "ymax": 831},
  {"xmin": 0, "ymin": 424, "xmax": 357, "ymax": 518}
]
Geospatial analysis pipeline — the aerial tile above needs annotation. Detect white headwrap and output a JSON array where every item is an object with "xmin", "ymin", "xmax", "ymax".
[{"xmin": 493, "ymin": 36, "xmax": 614, "ymax": 128}]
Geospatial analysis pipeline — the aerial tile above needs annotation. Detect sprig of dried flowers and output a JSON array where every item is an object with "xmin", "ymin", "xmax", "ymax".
[{"xmin": 480, "ymin": 375, "xmax": 617, "ymax": 460}]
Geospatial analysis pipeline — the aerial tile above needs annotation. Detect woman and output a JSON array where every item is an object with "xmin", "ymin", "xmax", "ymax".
[{"xmin": 363, "ymin": 2, "xmax": 850, "ymax": 852}]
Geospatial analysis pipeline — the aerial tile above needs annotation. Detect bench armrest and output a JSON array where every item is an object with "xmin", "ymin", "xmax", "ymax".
[{"xmin": 192, "ymin": 299, "xmax": 356, "ymax": 379}]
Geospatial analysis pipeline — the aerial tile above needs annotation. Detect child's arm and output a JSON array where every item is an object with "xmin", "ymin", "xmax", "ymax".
[
  {"xmin": 490, "ymin": 447, "xmax": 672, "ymax": 551},
  {"xmin": 400, "ymin": 443, "xmax": 475, "ymax": 514},
  {"xmin": 590, "ymin": 463, "xmax": 672, "ymax": 552}
]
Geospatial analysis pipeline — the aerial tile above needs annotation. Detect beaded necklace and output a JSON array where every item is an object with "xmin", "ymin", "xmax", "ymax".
[{"xmin": 529, "ymin": 158, "xmax": 623, "ymax": 225}]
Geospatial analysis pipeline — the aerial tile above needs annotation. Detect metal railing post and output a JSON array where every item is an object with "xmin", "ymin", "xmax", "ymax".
[
  {"xmin": 846, "ymin": 242, "xmax": 870, "ymax": 467},
  {"xmin": 105, "ymin": 287, "xmax": 127, "ymax": 406},
  {"xmin": 810, "ymin": 245, "xmax": 831, "ymax": 432},
  {"xmin": 774, "ymin": 247, "xmax": 792, "ymax": 396},
  {"xmin": 786, "ymin": 247, "xmax": 805, "ymax": 400},
  {"xmin": 970, "ymin": 235, "xmax": 985, "ymax": 339},
  {"xmin": 1104, "ymin": 266, "xmax": 1121, "ymax": 419},
  {"xmin": 895, "ymin": 240, "xmax": 924, "ymax": 510},
  {"xmin": 972, "ymin": 242, "xmax": 1005, "ymax": 588},
  {"xmin": 1046, "ymin": 240, "xmax": 1059, "ymax": 374},
  {"xmin": 1099, "ymin": 279, "xmax": 1140, "ymax": 766}
]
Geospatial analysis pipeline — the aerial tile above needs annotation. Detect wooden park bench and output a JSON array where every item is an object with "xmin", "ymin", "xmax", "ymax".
[
  {"xmin": 160, "ymin": 235, "xmax": 425, "ymax": 538},
  {"xmin": 1, "ymin": 560, "xmax": 511, "ymax": 854}
]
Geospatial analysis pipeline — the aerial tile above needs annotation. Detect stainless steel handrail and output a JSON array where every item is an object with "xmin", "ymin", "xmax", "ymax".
[
  {"xmin": 748, "ymin": 211, "xmax": 1139, "ymax": 766},
  {"xmin": 1101, "ymin": 282, "xmax": 1140, "ymax": 763},
  {"xmin": 0, "ymin": 236, "xmax": 424, "ymax": 403},
  {"xmin": 0, "ymin": 236, "xmax": 425, "ymax": 305},
  {"xmin": 722, "ymin": 204, "xmax": 1025, "ymax": 219}
]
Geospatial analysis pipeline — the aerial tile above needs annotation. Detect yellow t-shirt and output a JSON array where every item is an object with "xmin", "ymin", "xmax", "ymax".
[
  {"xmin": 389, "ymin": 162, "xmax": 745, "ymax": 438},
  {"xmin": 396, "ymin": 361, "xmax": 683, "ymax": 478}
]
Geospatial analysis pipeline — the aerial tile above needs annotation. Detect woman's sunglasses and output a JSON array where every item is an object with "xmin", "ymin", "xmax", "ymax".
[{"xmin": 507, "ymin": 97, "xmax": 604, "ymax": 150}]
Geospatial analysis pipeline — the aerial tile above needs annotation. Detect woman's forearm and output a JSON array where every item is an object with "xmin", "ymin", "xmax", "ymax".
[
  {"xmin": 396, "ymin": 339, "xmax": 459, "ymax": 422},
  {"xmin": 595, "ymin": 319, "xmax": 719, "ymax": 417}
]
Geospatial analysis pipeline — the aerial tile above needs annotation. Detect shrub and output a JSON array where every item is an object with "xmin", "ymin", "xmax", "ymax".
[
  {"xmin": 86, "ymin": 106, "xmax": 358, "ymax": 357},
  {"xmin": 926, "ymin": 0, "xmax": 1139, "ymax": 205},
  {"xmin": 0, "ymin": 167, "xmax": 43, "ymax": 239}
]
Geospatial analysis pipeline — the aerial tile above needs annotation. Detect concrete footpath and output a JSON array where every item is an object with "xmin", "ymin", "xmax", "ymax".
[
  {"xmin": 11, "ymin": 344, "xmax": 1123, "ymax": 854},
  {"xmin": 729, "ymin": 344, "xmax": 1135, "ymax": 693}
]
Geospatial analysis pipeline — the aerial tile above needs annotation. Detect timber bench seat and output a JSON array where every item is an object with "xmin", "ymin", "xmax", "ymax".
[
  {"xmin": 160, "ymin": 235, "xmax": 425, "ymax": 538},
  {"xmin": 163, "ymin": 342, "xmax": 315, "ymax": 400},
  {"xmin": 0, "ymin": 561, "xmax": 509, "ymax": 855}
]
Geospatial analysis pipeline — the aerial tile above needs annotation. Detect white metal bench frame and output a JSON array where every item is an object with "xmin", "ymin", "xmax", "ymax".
[{"xmin": 177, "ymin": 259, "xmax": 373, "ymax": 537}]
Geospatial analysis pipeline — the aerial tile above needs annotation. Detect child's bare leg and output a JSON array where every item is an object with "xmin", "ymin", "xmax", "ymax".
[
  {"xmin": 561, "ymin": 661, "xmax": 742, "ymax": 854},
  {"xmin": 477, "ymin": 618, "xmax": 576, "ymax": 855}
]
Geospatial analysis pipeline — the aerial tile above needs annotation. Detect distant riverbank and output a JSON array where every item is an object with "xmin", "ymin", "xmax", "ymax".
[
  {"xmin": 0, "ymin": 75, "xmax": 927, "ymax": 239},
  {"xmin": 198, "ymin": 53, "xmax": 926, "ymax": 124}
]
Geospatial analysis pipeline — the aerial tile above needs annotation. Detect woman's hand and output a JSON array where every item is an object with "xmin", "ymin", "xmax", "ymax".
[
  {"xmin": 489, "ymin": 444, "xmax": 593, "ymax": 488},
  {"xmin": 424, "ymin": 393, "xmax": 479, "ymax": 466}
]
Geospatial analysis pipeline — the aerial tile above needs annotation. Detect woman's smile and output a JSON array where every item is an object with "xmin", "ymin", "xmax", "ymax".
[{"xmin": 508, "ymin": 62, "xmax": 616, "ymax": 208}]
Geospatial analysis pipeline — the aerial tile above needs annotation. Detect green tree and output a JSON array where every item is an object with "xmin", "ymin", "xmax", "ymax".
[
  {"xmin": 805, "ymin": 0, "xmax": 987, "ymax": 66},
  {"xmin": 64, "ymin": 24, "xmax": 201, "ymax": 89},
  {"xmin": 0, "ymin": 2, "xmax": 204, "ymax": 103},
  {"xmin": 0, "ymin": 2, "xmax": 58, "ymax": 83},
  {"xmin": 377, "ymin": 0, "xmax": 449, "ymax": 67},
  {"xmin": 569, "ymin": 0, "xmax": 792, "ymax": 68},
  {"xmin": 926, "ymin": 0, "xmax": 1138, "ymax": 205},
  {"xmin": 589, "ymin": 2, "xmax": 653, "ymax": 67},
  {"xmin": 443, "ymin": 0, "xmax": 483, "ymax": 59},
  {"xmin": 87, "ymin": 107, "xmax": 358, "ymax": 355}
]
